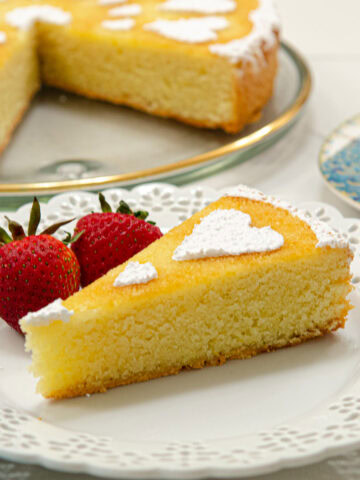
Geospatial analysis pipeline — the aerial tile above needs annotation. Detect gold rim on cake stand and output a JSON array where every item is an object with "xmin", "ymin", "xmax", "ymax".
[{"xmin": 0, "ymin": 41, "xmax": 311, "ymax": 195}]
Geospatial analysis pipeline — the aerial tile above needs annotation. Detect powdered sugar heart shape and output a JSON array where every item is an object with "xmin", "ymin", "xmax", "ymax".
[
  {"xmin": 144, "ymin": 16, "xmax": 229, "ymax": 43},
  {"xmin": 173, "ymin": 209, "xmax": 284, "ymax": 261}
]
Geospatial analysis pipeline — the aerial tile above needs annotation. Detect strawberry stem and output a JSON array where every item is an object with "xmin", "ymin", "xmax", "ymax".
[
  {"xmin": 5, "ymin": 217, "xmax": 25, "ymax": 241},
  {"xmin": 28, "ymin": 197, "xmax": 41, "ymax": 236},
  {"xmin": 99, "ymin": 193, "xmax": 112, "ymax": 213}
]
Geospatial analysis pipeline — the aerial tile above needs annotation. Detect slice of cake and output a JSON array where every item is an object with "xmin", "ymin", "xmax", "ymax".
[
  {"xmin": 0, "ymin": 0, "xmax": 280, "ymax": 153},
  {"xmin": 21, "ymin": 186, "xmax": 353, "ymax": 399}
]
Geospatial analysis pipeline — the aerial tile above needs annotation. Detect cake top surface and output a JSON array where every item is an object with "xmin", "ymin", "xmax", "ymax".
[
  {"xmin": 225, "ymin": 184, "xmax": 349, "ymax": 249},
  {"xmin": 52, "ymin": 191, "xmax": 351, "ymax": 318},
  {"xmin": 19, "ymin": 187, "xmax": 352, "ymax": 329},
  {"xmin": 0, "ymin": 0, "xmax": 280, "ymax": 66}
]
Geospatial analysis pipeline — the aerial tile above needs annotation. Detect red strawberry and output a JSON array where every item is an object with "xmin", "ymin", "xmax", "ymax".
[
  {"xmin": 0, "ymin": 198, "xmax": 81, "ymax": 334},
  {"xmin": 71, "ymin": 194, "xmax": 162, "ymax": 287}
]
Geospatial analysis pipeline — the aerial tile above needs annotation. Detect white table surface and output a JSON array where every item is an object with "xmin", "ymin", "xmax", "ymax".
[{"xmin": 1, "ymin": 1, "xmax": 360, "ymax": 478}]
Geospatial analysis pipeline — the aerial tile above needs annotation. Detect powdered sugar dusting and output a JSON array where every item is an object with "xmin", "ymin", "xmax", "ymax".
[
  {"xmin": 101, "ymin": 18, "xmax": 135, "ymax": 30},
  {"xmin": 173, "ymin": 209, "xmax": 284, "ymax": 261},
  {"xmin": 114, "ymin": 262, "xmax": 158, "ymax": 287},
  {"xmin": 20, "ymin": 299, "xmax": 73, "ymax": 328},
  {"xmin": 226, "ymin": 185, "xmax": 349, "ymax": 249},
  {"xmin": 144, "ymin": 16, "xmax": 228, "ymax": 43},
  {"xmin": 108, "ymin": 4, "xmax": 142, "ymax": 17},
  {"xmin": 6, "ymin": 5, "xmax": 72, "ymax": 30},
  {"xmin": 209, "ymin": 0, "xmax": 280, "ymax": 64},
  {"xmin": 0, "ymin": 32, "xmax": 6, "ymax": 44},
  {"xmin": 160, "ymin": 0, "xmax": 236, "ymax": 14}
]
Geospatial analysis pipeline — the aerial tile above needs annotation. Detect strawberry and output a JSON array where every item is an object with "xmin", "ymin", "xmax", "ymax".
[
  {"xmin": 71, "ymin": 194, "xmax": 162, "ymax": 287},
  {"xmin": 0, "ymin": 198, "xmax": 81, "ymax": 334}
]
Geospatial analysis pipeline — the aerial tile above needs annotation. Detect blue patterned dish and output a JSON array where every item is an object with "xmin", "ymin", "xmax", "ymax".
[{"xmin": 319, "ymin": 114, "xmax": 360, "ymax": 210}]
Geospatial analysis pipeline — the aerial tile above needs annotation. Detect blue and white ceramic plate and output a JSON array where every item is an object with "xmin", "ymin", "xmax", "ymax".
[{"xmin": 319, "ymin": 114, "xmax": 360, "ymax": 210}]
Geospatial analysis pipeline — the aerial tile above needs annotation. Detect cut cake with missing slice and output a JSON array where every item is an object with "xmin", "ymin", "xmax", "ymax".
[
  {"xmin": 21, "ymin": 186, "xmax": 353, "ymax": 399},
  {"xmin": 0, "ymin": 0, "xmax": 280, "ymax": 154}
]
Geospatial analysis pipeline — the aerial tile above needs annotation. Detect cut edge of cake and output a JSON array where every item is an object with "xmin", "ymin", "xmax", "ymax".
[{"xmin": 0, "ymin": 30, "xmax": 40, "ymax": 154}]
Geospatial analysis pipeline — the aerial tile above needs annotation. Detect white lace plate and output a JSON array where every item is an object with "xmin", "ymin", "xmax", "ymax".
[{"xmin": 0, "ymin": 183, "xmax": 360, "ymax": 479}]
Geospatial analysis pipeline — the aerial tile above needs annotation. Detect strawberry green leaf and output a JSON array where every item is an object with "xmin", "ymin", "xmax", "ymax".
[
  {"xmin": 5, "ymin": 217, "xmax": 25, "ymax": 241},
  {"xmin": 116, "ymin": 200, "xmax": 132, "ymax": 215},
  {"xmin": 27, "ymin": 197, "xmax": 41, "ymax": 236},
  {"xmin": 99, "ymin": 193, "xmax": 112, "ymax": 213},
  {"xmin": 40, "ymin": 218, "xmax": 75, "ymax": 235},
  {"xmin": 63, "ymin": 230, "xmax": 84, "ymax": 246},
  {"xmin": 115, "ymin": 199, "xmax": 155, "ymax": 224},
  {"xmin": 71, "ymin": 230, "xmax": 84, "ymax": 243},
  {"xmin": 134, "ymin": 210, "xmax": 149, "ymax": 220},
  {"xmin": 0, "ymin": 226, "xmax": 12, "ymax": 244},
  {"xmin": 62, "ymin": 231, "xmax": 72, "ymax": 245}
]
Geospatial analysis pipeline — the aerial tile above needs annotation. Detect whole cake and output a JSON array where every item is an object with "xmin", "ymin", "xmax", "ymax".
[
  {"xmin": 21, "ymin": 186, "xmax": 353, "ymax": 399},
  {"xmin": 0, "ymin": 0, "xmax": 280, "ymax": 153}
]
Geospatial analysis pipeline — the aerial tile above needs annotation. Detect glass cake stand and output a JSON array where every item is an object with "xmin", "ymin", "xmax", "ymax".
[{"xmin": 0, "ymin": 41, "xmax": 311, "ymax": 204}]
